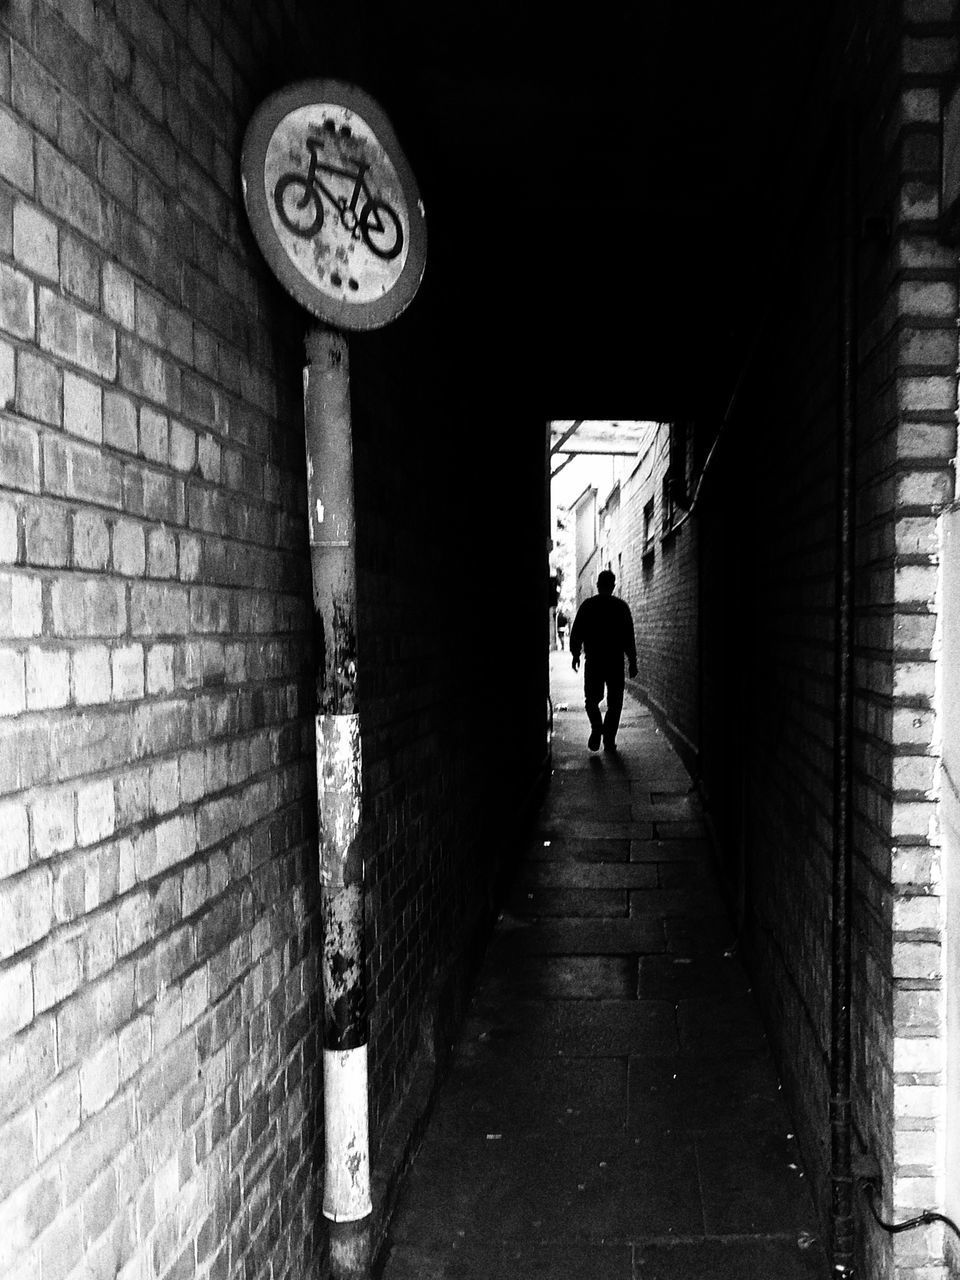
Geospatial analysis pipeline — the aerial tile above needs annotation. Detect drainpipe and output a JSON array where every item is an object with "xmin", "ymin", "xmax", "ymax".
[
  {"xmin": 303, "ymin": 324, "xmax": 372, "ymax": 1279},
  {"xmin": 830, "ymin": 109, "xmax": 858, "ymax": 1279}
]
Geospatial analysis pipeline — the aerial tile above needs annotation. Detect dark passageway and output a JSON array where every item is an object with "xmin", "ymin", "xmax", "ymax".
[
  {"xmin": 379, "ymin": 656, "xmax": 828, "ymax": 1279},
  {"xmin": 0, "ymin": 3, "xmax": 958, "ymax": 1280}
]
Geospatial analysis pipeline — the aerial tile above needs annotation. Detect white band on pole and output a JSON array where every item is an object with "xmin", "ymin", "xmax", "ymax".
[{"xmin": 322, "ymin": 1045, "xmax": 372, "ymax": 1221}]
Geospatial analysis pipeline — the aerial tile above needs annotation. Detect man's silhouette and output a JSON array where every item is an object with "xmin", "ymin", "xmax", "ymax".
[{"xmin": 569, "ymin": 570, "xmax": 637, "ymax": 751}]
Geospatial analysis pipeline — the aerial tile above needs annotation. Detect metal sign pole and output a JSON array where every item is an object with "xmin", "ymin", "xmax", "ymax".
[
  {"xmin": 303, "ymin": 324, "xmax": 371, "ymax": 1278},
  {"xmin": 241, "ymin": 80, "xmax": 427, "ymax": 1280}
]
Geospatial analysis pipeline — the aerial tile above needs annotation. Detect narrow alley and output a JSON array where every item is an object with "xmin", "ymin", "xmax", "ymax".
[
  {"xmin": 378, "ymin": 655, "xmax": 828, "ymax": 1279},
  {"xmin": 1, "ymin": 4, "xmax": 959, "ymax": 1280}
]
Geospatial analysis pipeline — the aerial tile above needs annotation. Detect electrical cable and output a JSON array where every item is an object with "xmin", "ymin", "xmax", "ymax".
[{"xmin": 861, "ymin": 1178, "xmax": 960, "ymax": 1243}]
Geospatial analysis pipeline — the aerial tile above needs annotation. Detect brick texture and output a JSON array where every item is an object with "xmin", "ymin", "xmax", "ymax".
[{"xmin": 0, "ymin": 6, "xmax": 549, "ymax": 1280}]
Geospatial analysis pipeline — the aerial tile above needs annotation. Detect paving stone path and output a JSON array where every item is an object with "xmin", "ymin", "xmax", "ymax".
[{"xmin": 378, "ymin": 654, "xmax": 829, "ymax": 1279}]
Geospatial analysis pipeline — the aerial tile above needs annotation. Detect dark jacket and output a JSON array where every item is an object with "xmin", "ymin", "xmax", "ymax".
[{"xmin": 569, "ymin": 593, "xmax": 637, "ymax": 673}]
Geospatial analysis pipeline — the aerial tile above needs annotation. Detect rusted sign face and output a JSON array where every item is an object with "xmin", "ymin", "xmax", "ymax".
[{"xmin": 242, "ymin": 80, "xmax": 427, "ymax": 328}]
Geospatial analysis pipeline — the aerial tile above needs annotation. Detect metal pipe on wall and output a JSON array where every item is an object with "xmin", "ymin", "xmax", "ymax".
[
  {"xmin": 830, "ymin": 109, "xmax": 859, "ymax": 1279},
  {"xmin": 303, "ymin": 324, "xmax": 372, "ymax": 1279}
]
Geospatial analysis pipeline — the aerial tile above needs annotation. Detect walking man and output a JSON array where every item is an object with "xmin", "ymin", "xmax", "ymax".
[{"xmin": 569, "ymin": 570, "xmax": 637, "ymax": 752}]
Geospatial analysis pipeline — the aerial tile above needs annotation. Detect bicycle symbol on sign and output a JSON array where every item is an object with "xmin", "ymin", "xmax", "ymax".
[{"xmin": 274, "ymin": 123, "xmax": 404, "ymax": 261}]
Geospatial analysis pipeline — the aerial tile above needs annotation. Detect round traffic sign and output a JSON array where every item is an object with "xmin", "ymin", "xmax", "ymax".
[{"xmin": 241, "ymin": 80, "xmax": 427, "ymax": 329}]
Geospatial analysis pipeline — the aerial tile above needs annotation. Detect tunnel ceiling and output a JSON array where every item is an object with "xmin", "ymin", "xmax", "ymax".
[{"xmin": 340, "ymin": 0, "xmax": 830, "ymax": 421}]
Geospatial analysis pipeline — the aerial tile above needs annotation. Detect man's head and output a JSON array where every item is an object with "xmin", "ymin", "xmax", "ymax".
[{"xmin": 597, "ymin": 570, "xmax": 615, "ymax": 596}]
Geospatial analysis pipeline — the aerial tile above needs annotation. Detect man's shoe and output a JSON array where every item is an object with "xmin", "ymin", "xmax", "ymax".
[
  {"xmin": 603, "ymin": 738, "xmax": 617, "ymax": 752},
  {"xmin": 588, "ymin": 730, "xmax": 602, "ymax": 751}
]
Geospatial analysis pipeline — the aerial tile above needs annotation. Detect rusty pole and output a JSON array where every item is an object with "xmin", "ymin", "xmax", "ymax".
[{"xmin": 303, "ymin": 324, "xmax": 371, "ymax": 1278}]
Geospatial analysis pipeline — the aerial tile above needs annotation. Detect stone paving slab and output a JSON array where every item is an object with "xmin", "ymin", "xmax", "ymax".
[
  {"xmin": 677, "ymin": 995, "xmax": 770, "ymax": 1052},
  {"xmin": 383, "ymin": 1242, "xmax": 635, "ymax": 1279},
  {"xmin": 377, "ymin": 654, "xmax": 829, "ymax": 1279},
  {"xmin": 478, "ymin": 953, "xmax": 638, "ymax": 1000},
  {"xmin": 626, "ymin": 1051, "xmax": 785, "ymax": 1134},
  {"xmin": 631, "ymin": 837, "xmax": 711, "ymax": 861},
  {"xmin": 635, "ymin": 1238, "xmax": 826, "ymax": 1279},
  {"xmin": 518, "ymin": 862, "xmax": 659, "ymax": 889},
  {"xmin": 460, "ymin": 997, "xmax": 679, "ymax": 1059},
  {"xmin": 506, "ymin": 885, "xmax": 629, "ymax": 918},
  {"xmin": 389, "ymin": 1130, "xmax": 706, "ymax": 1248},
  {"xmin": 492, "ymin": 917, "xmax": 666, "ymax": 956},
  {"xmin": 637, "ymin": 954, "xmax": 753, "ymax": 1001},
  {"xmin": 426, "ymin": 1055, "xmax": 628, "ymax": 1135},
  {"xmin": 525, "ymin": 836, "xmax": 631, "ymax": 862}
]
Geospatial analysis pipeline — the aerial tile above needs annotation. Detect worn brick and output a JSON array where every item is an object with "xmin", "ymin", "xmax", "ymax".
[
  {"xmin": 0, "ymin": 959, "xmax": 33, "ymax": 1038},
  {"xmin": 36, "ymin": 137, "xmax": 103, "ymax": 242},
  {"xmin": 0, "ymin": 646, "xmax": 26, "ymax": 714},
  {"xmin": 24, "ymin": 500, "xmax": 69, "ymax": 566},
  {"xmin": 13, "ymin": 202, "xmax": 58, "ymax": 279},
  {"xmin": 130, "ymin": 582, "xmax": 190, "ymax": 635},
  {"xmin": 0, "ymin": 1169, "xmax": 62, "ymax": 1273},
  {"xmin": 197, "ymin": 432, "xmax": 221, "ymax": 481},
  {"xmin": 179, "ymin": 533, "xmax": 201, "ymax": 581},
  {"xmin": 146, "ymin": 643, "xmax": 175, "ymax": 694},
  {"xmin": 146, "ymin": 526, "xmax": 177, "ymax": 577},
  {"xmin": 0, "ymin": 106, "xmax": 35, "ymax": 194},
  {"xmin": 59, "ymin": 1096, "xmax": 131, "ymax": 1204},
  {"xmin": 50, "ymin": 577, "xmax": 125, "ymax": 637},
  {"xmin": 63, "ymin": 370, "xmax": 103, "ymax": 442},
  {"xmin": 0, "ymin": 1110, "xmax": 36, "ymax": 1203},
  {"xmin": 0, "ymin": 498, "xmax": 16, "ymax": 565},
  {"xmin": 60, "ymin": 230, "xmax": 100, "ymax": 307},
  {"xmin": 103, "ymin": 388, "xmax": 138, "ymax": 453},
  {"xmin": 893, "ymin": 941, "xmax": 941, "ymax": 979},
  {"xmin": 149, "ymin": 759, "xmax": 179, "ymax": 815},
  {"xmin": 102, "ymin": 261, "xmax": 136, "ymax": 330},
  {"xmin": 80, "ymin": 1036, "xmax": 120, "ymax": 1118},
  {"xmin": 0, "ymin": 339, "xmax": 14, "ymax": 411},
  {"xmin": 112, "ymin": 643, "xmax": 145, "ymax": 700},
  {"xmin": 72, "ymin": 644, "xmax": 112, "ymax": 705},
  {"xmin": 0, "ymin": 866, "xmax": 53, "ymax": 959},
  {"xmin": 118, "ymin": 335, "xmax": 167, "ymax": 405},
  {"xmin": 117, "ymin": 890, "xmax": 151, "ymax": 956},
  {"xmin": 0, "ymin": 416, "xmax": 41, "ymax": 491},
  {"xmin": 26, "ymin": 646, "xmax": 71, "ymax": 709},
  {"xmin": 0, "ymin": 570, "xmax": 42, "ymax": 637},
  {"xmin": 169, "ymin": 419, "xmax": 197, "ymax": 472},
  {"xmin": 16, "ymin": 349, "xmax": 60, "ymax": 425},
  {"xmin": 39, "ymin": 1201, "xmax": 83, "ymax": 1280},
  {"xmin": 76, "ymin": 779, "xmax": 116, "ymax": 846},
  {"xmin": 31, "ymin": 787, "xmax": 76, "ymax": 859},
  {"xmin": 112, "ymin": 517, "xmax": 146, "ymax": 576},
  {"xmin": 38, "ymin": 287, "xmax": 117, "ymax": 379},
  {"xmin": 34, "ymin": 934, "xmax": 83, "ymax": 1011},
  {"xmin": 0, "ymin": 259, "xmax": 35, "ymax": 339},
  {"xmin": 0, "ymin": 799, "xmax": 30, "ymax": 876},
  {"xmin": 138, "ymin": 405, "xmax": 168, "ymax": 465},
  {"xmin": 43, "ymin": 434, "xmax": 123, "ymax": 508},
  {"xmin": 72, "ymin": 509, "xmax": 110, "ymax": 570},
  {"xmin": 118, "ymin": 1013, "xmax": 151, "ymax": 1081},
  {"xmin": 0, "ymin": 1018, "xmax": 56, "ymax": 1125}
]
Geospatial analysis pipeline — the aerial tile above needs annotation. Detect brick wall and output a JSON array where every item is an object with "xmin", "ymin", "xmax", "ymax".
[
  {"xmin": 0, "ymin": 5, "xmax": 549, "ymax": 1280},
  {"xmin": 600, "ymin": 423, "xmax": 700, "ymax": 766},
  {"xmin": 882, "ymin": 6, "xmax": 958, "ymax": 1275},
  {"xmin": 0, "ymin": 5, "xmax": 328, "ymax": 1277},
  {"xmin": 599, "ymin": 5, "xmax": 960, "ymax": 1276}
]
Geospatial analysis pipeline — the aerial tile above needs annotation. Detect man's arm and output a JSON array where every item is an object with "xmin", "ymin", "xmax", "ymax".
[
  {"xmin": 569, "ymin": 604, "xmax": 584, "ymax": 671},
  {"xmin": 623, "ymin": 602, "xmax": 638, "ymax": 678}
]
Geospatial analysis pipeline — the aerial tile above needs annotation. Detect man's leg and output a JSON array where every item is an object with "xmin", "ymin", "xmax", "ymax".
[
  {"xmin": 602, "ymin": 677, "xmax": 625, "ymax": 748},
  {"xmin": 583, "ymin": 663, "xmax": 605, "ymax": 750}
]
